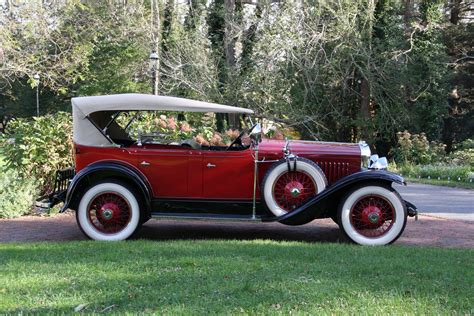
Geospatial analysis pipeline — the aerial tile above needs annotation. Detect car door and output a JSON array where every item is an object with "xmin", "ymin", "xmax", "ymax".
[
  {"xmin": 201, "ymin": 148, "xmax": 254, "ymax": 200},
  {"xmin": 134, "ymin": 144, "xmax": 195, "ymax": 198}
]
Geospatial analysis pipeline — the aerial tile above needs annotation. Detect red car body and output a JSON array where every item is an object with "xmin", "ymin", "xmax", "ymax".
[{"xmin": 74, "ymin": 139, "xmax": 361, "ymax": 201}]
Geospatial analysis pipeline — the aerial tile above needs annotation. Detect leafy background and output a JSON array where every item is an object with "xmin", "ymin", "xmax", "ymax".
[{"xmin": 0, "ymin": 0, "xmax": 473, "ymax": 217}]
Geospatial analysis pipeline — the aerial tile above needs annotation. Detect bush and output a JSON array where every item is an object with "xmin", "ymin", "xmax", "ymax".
[
  {"xmin": 0, "ymin": 168, "xmax": 38, "ymax": 218},
  {"xmin": 0, "ymin": 112, "xmax": 73, "ymax": 192},
  {"xmin": 393, "ymin": 131, "xmax": 446, "ymax": 164},
  {"xmin": 393, "ymin": 162, "xmax": 472, "ymax": 181},
  {"xmin": 451, "ymin": 139, "xmax": 474, "ymax": 168}
]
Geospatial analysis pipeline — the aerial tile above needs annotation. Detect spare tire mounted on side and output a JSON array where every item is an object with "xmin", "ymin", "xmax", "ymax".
[{"xmin": 262, "ymin": 157, "xmax": 327, "ymax": 217}]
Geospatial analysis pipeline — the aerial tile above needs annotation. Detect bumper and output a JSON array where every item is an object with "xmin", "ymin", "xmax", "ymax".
[
  {"xmin": 405, "ymin": 200, "xmax": 418, "ymax": 218},
  {"xmin": 35, "ymin": 167, "xmax": 75, "ymax": 212}
]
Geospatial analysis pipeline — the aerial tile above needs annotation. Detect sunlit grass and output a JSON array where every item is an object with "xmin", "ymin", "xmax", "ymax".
[
  {"xmin": 0, "ymin": 240, "xmax": 472, "ymax": 314},
  {"xmin": 407, "ymin": 177, "xmax": 474, "ymax": 190}
]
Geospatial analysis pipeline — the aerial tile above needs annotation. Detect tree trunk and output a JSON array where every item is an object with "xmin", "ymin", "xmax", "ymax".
[
  {"xmin": 224, "ymin": 0, "xmax": 236, "ymax": 69},
  {"xmin": 450, "ymin": 0, "xmax": 462, "ymax": 25},
  {"xmin": 151, "ymin": 0, "xmax": 161, "ymax": 95},
  {"xmin": 404, "ymin": 0, "xmax": 414, "ymax": 26},
  {"xmin": 359, "ymin": 0, "xmax": 375, "ymax": 140},
  {"xmin": 359, "ymin": 78, "xmax": 371, "ymax": 139},
  {"xmin": 162, "ymin": 0, "xmax": 175, "ymax": 53},
  {"xmin": 360, "ymin": 78, "xmax": 370, "ymax": 120},
  {"xmin": 224, "ymin": 0, "xmax": 239, "ymax": 129}
]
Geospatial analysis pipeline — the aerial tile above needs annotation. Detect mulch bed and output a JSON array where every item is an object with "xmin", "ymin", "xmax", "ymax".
[{"xmin": 0, "ymin": 213, "xmax": 473, "ymax": 248}]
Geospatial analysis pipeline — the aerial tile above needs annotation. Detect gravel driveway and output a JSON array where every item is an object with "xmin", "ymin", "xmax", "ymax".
[
  {"xmin": 1, "ymin": 212, "xmax": 473, "ymax": 248},
  {"xmin": 1, "ymin": 183, "xmax": 472, "ymax": 248}
]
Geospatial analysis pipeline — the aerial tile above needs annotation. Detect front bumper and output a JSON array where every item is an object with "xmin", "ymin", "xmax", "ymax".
[{"xmin": 405, "ymin": 200, "xmax": 418, "ymax": 218}]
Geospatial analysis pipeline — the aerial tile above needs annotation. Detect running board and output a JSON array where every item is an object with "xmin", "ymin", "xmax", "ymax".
[{"xmin": 151, "ymin": 212, "xmax": 264, "ymax": 222}]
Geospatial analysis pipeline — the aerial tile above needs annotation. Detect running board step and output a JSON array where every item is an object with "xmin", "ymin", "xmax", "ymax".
[{"xmin": 151, "ymin": 212, "xmax": 264, "ymax": 222}]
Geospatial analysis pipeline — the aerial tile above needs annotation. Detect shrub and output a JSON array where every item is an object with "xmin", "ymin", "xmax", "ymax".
[
  {"xmin": 0, "ymin": 112, "xmax": 73, "ymax": 192},
  {"xmin": 451, "ymin": 139, "xmax": 474, "ymax": 168},
  {"xmin": 0, "ymin": 168, "xmax": 38, "ymax": 218},
  {"xmin": 393, "ymin": 162, "xmax": 472, "ymax": 181},
  {"xmin": 393, "ymin": 131, "xmax": 446, "ymax": 164}
]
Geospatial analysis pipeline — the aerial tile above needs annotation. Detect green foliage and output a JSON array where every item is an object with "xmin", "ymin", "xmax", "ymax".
[
  {"xmin": 393, "ymin": 131, "xmax": 446, "ymax": 164},
  {"xmin": 451, "ymin": 139, "xmax": 474, "ymax": 168},
  {"xmin": 1, "ymin": 0, "xmax": 472, "ymax": 156},
  {"xmin": 393, "ymin": 163, "xmax": 472, "ymax": 181},
  {"xmin": 0, "ymin": 168, "xmax": 37, "ymax": 218},
  {"xmin": 0, "ymin": 112, "xmax": 73, "ymax": 191},
  {"xmin": 400, "ymin": 177, "xmax": 474, "ymax": 190}
]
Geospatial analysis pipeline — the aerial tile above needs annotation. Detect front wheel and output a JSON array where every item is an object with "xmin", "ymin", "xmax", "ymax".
[
  {"xmin": 76, "ymin": 181, "xmax": 141, "ymax": 241},
  {"xmin": 338, "ymin": 185, "xmax": 407, "ymax": 246}
]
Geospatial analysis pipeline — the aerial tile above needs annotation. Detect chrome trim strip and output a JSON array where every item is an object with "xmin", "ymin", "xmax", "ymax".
[
  {"xmin": 252, "ymin": 145, "xmax": 259, "ymax": 220},
  {"xmin": 151, "ymin": 214, "xmax": 263, "ymax": 222}
]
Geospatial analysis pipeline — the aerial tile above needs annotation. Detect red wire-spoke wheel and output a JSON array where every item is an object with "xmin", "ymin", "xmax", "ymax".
[
  {"xmin": 87, "ymin": 192, "xmax": 132, "ymax": 234},
  {"xmin": 77, "ymin": 182, "xmax": 141, "ymax": 241},
  {"xmin": 262, "ymin": 158, "xmax": 327, "ymax": 217},
  {"xmin": 349, "ymin": 195, "xmax": 395, "ymax": 238},
  {"xmin": 273, "ymin": 171, "xmax": 316, "ymax": 212},
  {"xmin": 339, "ymin": 185, "xmax": 407, "ymax": 246}
]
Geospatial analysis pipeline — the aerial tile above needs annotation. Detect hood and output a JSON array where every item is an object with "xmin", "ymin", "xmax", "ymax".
[{"xmin": 258, "ymin": 139, "xmax": 361, "ymax": 160}]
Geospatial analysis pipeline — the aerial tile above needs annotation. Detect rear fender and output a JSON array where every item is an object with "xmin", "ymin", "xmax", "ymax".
[
  {"xmin": 266, "ymin": 170, "xmax": 405, "ymax": 225},
  {"xmin": 61, "ymin": 162, "xmax": 152, "ymax": 215}
]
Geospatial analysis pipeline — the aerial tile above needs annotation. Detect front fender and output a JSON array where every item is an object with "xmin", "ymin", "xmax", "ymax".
[
  {"xmin": 61, "ymin": 161, "xmax": 152, "ymax": 214},
  {"xmin": 265, "ymin": 170, "xmax": 405, "ymax": 225}
]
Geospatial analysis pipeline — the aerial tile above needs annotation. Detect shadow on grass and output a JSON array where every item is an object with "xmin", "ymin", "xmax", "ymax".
[{"xmin": 133, "ymin": 220, "xmax": 346, "ymax": 244}]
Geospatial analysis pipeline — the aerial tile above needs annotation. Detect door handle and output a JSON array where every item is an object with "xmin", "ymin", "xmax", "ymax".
[
  {"xmin": 206, "ymin": 163, "xmax": 216, "ymax": 168},
  {"xmin": 140, "ymin": 161, "xmax": 151, "ymax": 166}
]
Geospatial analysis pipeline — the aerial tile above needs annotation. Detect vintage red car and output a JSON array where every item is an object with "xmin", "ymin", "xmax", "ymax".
[{"xmin": 38, "ymin": 94, "xmax": 417, "ymax": 245}]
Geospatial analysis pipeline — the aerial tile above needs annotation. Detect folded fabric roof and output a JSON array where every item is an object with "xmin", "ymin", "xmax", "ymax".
[{"xmin": 72, "ymin": 93, "xmax": 253, "ymax": 147}]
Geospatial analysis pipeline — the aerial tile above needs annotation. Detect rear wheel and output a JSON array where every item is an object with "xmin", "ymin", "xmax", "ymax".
[
  {"xmin": 338, "ymin": 185, "xmax": 407, "ymax": 245},
  {"xmin": 262, "ymin": 158, "xmax": 327, "ymax": 216},
  {"xmin": 76, "ymin": 181, "xmax": 141, "ymax": 241}
]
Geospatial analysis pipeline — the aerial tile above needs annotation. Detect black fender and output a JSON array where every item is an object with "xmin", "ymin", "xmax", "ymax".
[
  {"xmin": 264, "ymin": 170, "xmax": 406, "ymax": 225},
  {"xmin": 60, "ymin": 161, "xmax": 152, "ymax": 216}
]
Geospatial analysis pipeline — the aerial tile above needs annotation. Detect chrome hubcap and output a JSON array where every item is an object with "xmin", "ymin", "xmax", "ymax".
[
  {"xmin": 368, "ymin": 212, "xmax": 380, "ymax": 224},
  {"xmin": 290, "ymin": 188, "xmax": 301, "ymax": 197},
  {"xmin": 102, "ymin": 209, "xmax": 113, "ymax": 220}
]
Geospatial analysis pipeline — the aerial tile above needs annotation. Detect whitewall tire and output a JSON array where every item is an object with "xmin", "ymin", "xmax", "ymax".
[
  {"xmin": 338, "ymin": 185, "xmax": 407, "ymax": 246},
  {"xmin": 262, "ymin": 158, "xmax": 327, "ymax": 217},
  {"xmin": 77, "ymin": 182, "xmax": 141, "ymax": 241}
]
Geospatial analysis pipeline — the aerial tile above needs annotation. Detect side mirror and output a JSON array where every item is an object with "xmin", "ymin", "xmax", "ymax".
[{"xmin": 249, "ymin": 123, "xmax": 262, "ymax": 145}]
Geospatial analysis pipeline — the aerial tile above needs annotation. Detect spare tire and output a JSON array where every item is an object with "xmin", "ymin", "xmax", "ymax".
[{"xmin": 262, "ymin": 157, "xmax": 327, "ymax": 216}]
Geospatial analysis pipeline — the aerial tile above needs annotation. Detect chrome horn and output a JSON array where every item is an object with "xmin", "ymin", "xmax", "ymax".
[{"xmin": 368, "ymin": 154, "xmax": 388, "ymax": 170}]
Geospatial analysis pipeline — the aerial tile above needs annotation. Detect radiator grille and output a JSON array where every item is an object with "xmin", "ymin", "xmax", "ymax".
[{"xmin": 316, "ymin": 161, "xmax": 350, "ymax": 183}]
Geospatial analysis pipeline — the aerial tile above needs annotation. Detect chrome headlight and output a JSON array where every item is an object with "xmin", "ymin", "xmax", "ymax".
[{"xmin": 359, "ymin": 141, "xmax": 371, "ymax": 169}]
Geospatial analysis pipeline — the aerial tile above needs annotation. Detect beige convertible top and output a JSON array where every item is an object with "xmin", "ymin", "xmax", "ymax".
[{"xmin": 72, "ymin": 93, "xmax": 253, "ymax": 147}]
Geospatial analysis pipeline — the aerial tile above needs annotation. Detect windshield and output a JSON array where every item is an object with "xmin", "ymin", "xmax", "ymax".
[{"xmin": 89, "ymin": 110, "xmax": 254, "ymax": 149}]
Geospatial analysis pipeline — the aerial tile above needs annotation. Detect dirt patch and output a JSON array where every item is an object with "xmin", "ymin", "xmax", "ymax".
[{"xmin": 0, "ymin": 213, "xmax": 473, "ymax": 248}]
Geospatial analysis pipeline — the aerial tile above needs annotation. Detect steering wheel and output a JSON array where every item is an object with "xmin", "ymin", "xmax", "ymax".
[{"xmin": 225, "ymin": 124, "xmax": 257, "ymax": 151}]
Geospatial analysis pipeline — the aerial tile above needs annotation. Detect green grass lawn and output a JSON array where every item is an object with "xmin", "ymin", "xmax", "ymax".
[
  {"xmin": 0, "ymin": 241, "xmax": 472, "ymax": 314},
  {"xmin": 407, "ymin": 177, "xmax": 474, "ymax": 190}
]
